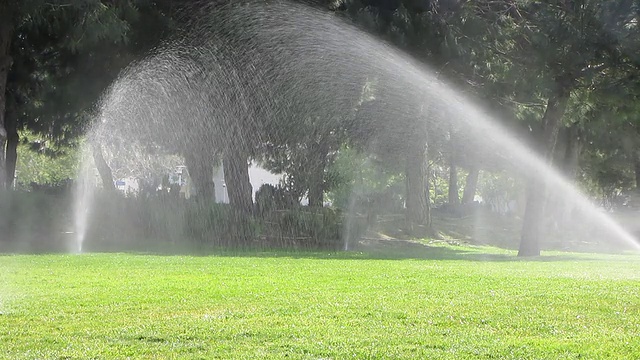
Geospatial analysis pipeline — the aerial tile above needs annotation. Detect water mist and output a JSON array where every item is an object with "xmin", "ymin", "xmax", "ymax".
[{"xmin": 73, "ymin": 0, "xmax": 639, "ymax": 253}]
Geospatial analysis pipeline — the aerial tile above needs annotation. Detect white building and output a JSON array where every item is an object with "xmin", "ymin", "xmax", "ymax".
[{"xmin": 213, "ymin": 164, "xmax": 282, "ymax": 203}]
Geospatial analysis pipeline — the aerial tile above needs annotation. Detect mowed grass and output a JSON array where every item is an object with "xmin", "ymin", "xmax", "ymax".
[{"xmin": 1, "ymin": 245, "xmax": 640, "ymax": 359}]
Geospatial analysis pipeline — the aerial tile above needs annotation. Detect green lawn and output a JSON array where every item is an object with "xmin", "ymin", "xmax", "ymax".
[{"xmin": 1, "ymin": 245, "xmax": 639, "ymax": 359}]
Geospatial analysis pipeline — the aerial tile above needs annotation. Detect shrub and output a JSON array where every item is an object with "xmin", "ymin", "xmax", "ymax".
[
  {"xmin": 260, "ymin": 207, "xmax": 366, "ymax": 250},
  {"xmin": 255, "ymin": 183, "xmax": 297, "ymax": 217},
  {"xmin": 0, "ymin": 190, "xmax": 71, "ymax": 252},
  {"xmin": 1, "ymin": 189, "xmax": 360, "ymax": 253},
  {"xmin": 84, "ymin": 192, "xmax": 259, "ymax": 250}
]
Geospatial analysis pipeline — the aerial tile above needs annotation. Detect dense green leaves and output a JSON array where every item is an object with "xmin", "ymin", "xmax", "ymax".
[
  {"xmin": 1, "ymin": 0, "xmax": 640, "ymax": 251},
  {"xmin": 1, "ymin": 0, "xmax": 181, "ymax": 188}
]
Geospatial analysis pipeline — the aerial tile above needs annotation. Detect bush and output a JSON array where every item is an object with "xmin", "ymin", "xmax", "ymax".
[
  {"xmin": 1, "ymin": 189, "xmax": 361, "ymax": 253},
  {"xmin": 260, "ymin": 207, "xmax": 366, "ymax": 250},
  {"xmin": 255, "ymin": 183, "xmax": 297, "ymax": 216},
  {"xmin": 83, "ymin": 192, "xmax": 260, "ymax": 250},
  {"xmin": 184, "ymin": 201, "xmax": 259, "ymax": 246},
  {"xmin": 0, "ymin": 190, "xmax": 71, "ymax": 252}
]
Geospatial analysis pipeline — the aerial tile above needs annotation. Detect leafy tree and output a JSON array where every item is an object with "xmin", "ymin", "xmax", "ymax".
[
  {"xmin": 13, "ymin": 131, "xmax": 79, "ymax": 189},
  {"xmin": 336, "ymin": 0, "xmax": 508, "ymax": 228},
  {"xmin": 0, "ymin": 0, "xmax": 145, "ymax": 189},
  {"xmin": 462, "ymin": 0, "xmax": 640, "ymax": 255},
  {"xmin": 325, "ymin": 146, "xmax": 406, "ymax": 231},
  {"xmin": 2, "ymin": 0, "xmax": 185, "ymax": 191}
]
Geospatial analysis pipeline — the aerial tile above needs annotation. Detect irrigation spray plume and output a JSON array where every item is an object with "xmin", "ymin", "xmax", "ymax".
[{"xmin": 73, "ymin": 0, "xmax": 639, "ymax": 253}]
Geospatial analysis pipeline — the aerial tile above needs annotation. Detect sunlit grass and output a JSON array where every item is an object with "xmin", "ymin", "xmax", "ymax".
[{"xmin": 1, "ymin": 245, "xmax": 639, "ymax": 359}]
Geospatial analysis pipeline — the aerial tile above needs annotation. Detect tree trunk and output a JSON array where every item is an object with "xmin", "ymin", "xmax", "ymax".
[
  {"xmin": 461, "ymin": 165, "xmax": 479, "ymax": 205},
  {"xmin": 405, "ymin": 128, "xmax": 431, "ymax": 227},
  {"xmin": 0, "ymin": 16, "xmax": 13, "ymax": 190},
  {"xmin": 562, "ymin": 124, "xmax": 583, "ymax": 180},
  {"xmin": 518, "ymin": 80, "xmax": 571, "ymax": 257},
  {"xmin": 552, "ymin": 127, "xmax": 568, "ymax": 166},
  {"xmin": 634, "ymin": 148, "xmax": 640, "ymax": 192},
  {"xmin": 223, "ymin": 150, "xmax": 253, "ymax": 246},
  {"xmin": 519, "ymin": 180, "xmax": 544, "ymax": 256},
  {"xmin": 185, "ymin": 153, "xmax": 215, "ymax": 202},
  {"xmin": 4, "ymin": 108, "xmax": 17, "ymax": 188},
  {"xmin": 307, "ymin": 139, "xmax": 329, "ymax": 208},
  {"xmin": 223, "ymin": 150, "xmax": 253, "ymax": 214},
  {"xmin": 91, "ymin": 143, "xmax": 115, "ymax": 192},
  {"xmin": 448, "ymin": 128, "xmax": 459, "ymax": 206},
  {"xmin": 544, "ymin": 126, "xmax": 577, "ymax": 232},
  {"xmin": 448, "ymin": 162, "xmax": 459, "ymax": 206},
  {"xmin": 554, "ymin": 124, "xmax": 584, "ymax": 241}
]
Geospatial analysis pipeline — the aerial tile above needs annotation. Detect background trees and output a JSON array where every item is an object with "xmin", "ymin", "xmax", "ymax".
[
  {"xmin": 0, "ymin": 0, "xmax": 138, "ymax": 189},
  {"xmin": 463, "ymin": 0, "xmax": 640, "ymax": 255},
  {"xmin": 1, "ymin": 0, "xmax": 639, "ymax": 252},
  {"xmin": 0, "ymin": 0, "xmax": 185, "ymax": 189}
]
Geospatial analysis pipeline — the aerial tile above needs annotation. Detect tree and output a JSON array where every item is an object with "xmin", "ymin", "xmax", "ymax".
[
  {"xmin": 0, "ymin": 0, "xmax": 144, "ymax": 189},
  {"xmin": 178, "ymin": 0, "xmax": 371, "ymax": 212},
  {"xmin": 0, "ymin": 5, "xmax": 15, "ymax": 189},
  {"xmin": 461, "ymin": 166, "xmax": 479, "ymax": 205},
  {"xmin": 447, "ymin": 128, "xmax": 460, "ymax": 206},
  {"xmin": 462, "ymin": 0, "xmax": 640, "ymax": 255},
  {"xmin": 351, "ymin": 81, "xmax": 435, "ymax": 227},
  {"xmin": 405, "ymin": 121, "xmax": 431, "ymax": 227},
  {"xmin": 334, "ymin": 0, "xmax": 473, "ymax": 228}
]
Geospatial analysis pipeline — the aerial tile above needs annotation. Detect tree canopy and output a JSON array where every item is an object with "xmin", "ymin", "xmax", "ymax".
[{"xmin": 1, "ymin": 0, "xmax": 639, "ymax": 254}]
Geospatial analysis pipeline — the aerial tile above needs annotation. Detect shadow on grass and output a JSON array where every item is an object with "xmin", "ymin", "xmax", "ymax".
[
  {"xmin": 74, "ymin": 238, "xmax": 613, "ymax": 262},
  {"xmin": 2, "ymin": 238, "xmax": 634, "ymax": 262}
]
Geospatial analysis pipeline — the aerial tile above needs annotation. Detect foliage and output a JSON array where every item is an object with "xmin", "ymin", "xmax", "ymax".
[
  {"xmin": 83, "ymin": 193, "xmax": 260, "ymax": 249},
  {"xmin": 580, "ymin": 148, "xmax": 635, "ymax": 209},
  {"xmin": 326, "ymin": 146, "xmax": 404, "ymax": 211},
  {"xmin": 255, "ymin": 184, "xmax": 298, "ymax": 215},
  {"xmin": 0, "ymin": 188, "xmax": 350, "ymax": 251},
  {"xmin": 428, "ymin": 162, "xmax": 467, "ymax": 208},
  {"xmin": 260, "ymin": 207, "xmax": 354, "ymax": 249},
  {"xmin": 0, "ymin": 190, "xmax": 71, "ymax": 250},
  {"xmin": 2, "ymin": 0, "xmax": 640, "ymax": 252},
  {"xmin": 1, "ymin": 0, "xmax": 182, "ymax": 189},
  {"xmin": 13, "ymin": 132, "xmax": 79, "ymax": 189},
  {"xmin": 476, "ymin": 170, "xmax": 524, "ymax": 216},
  {"xmin": 4, "ymin": 0, "xmax": 141, "ymax": 139}
]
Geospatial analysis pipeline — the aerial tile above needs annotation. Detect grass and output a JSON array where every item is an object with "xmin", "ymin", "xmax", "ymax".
[{"xmin": 1, "ymin": 244, "xmax": 640, "ymax": 359}]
